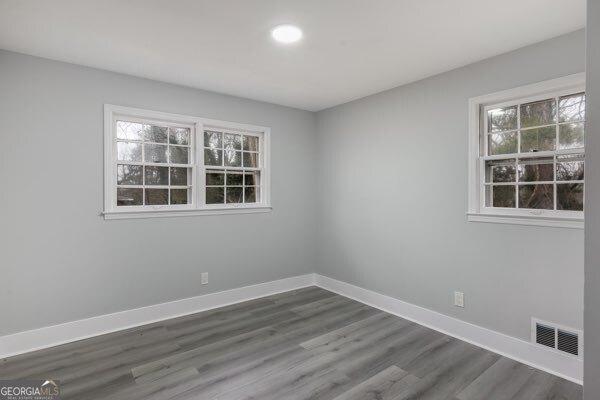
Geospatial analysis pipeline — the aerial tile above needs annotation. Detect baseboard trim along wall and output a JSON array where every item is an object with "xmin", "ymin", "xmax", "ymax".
[
  {"xmin": 312, "ymin": 274, "xmax": 583, "ymax": 385},
  {"xmin": 0, "ymin": 274, "xmax": 315, "ymax": 359},
  {"xmin": 0, "ymin": 273, "xmax": 582, "ymax": 384}
]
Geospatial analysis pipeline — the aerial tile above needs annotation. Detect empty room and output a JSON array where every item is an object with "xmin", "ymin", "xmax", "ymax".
[{"xmin": 1, "ymin": 0, "xmax": 599, "ymax": 399}]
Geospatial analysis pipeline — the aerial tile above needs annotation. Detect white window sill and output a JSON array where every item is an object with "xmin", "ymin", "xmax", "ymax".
[
  {"xmin": 467, "ymin": 212, "xmax": 583, "ymax": 229},
  {"xmin": 103, "ymin": 206, "xmax": 272, "ymax": 220}
]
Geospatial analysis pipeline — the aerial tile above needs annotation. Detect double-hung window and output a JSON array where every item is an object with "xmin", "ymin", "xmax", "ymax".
[
  {"xmin": 468, "ymin": 74, "xmax": 585, "ymax": 228},
  {"xmin": 203, "ymin": 129, "xmax": 262, "ymax": 205},
  {"xmin": 103, "ymin": 105, "xmax": 271, "ymax": 219}
]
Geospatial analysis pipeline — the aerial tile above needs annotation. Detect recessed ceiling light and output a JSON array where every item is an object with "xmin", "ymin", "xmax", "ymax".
[{"xmin": 271, "ymin": 25, "xmax": 303, "ymax": 44}]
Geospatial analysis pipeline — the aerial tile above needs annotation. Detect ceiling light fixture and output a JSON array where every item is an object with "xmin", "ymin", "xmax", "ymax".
[{"xmin": 271, "ymin": 25, "xmax": 303, "ymax": 44}]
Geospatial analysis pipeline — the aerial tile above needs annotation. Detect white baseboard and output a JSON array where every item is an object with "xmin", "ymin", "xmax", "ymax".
[
  {"xmin": 0, "ymin": 274, "xmax": 315, "ymax": 359},
  {"xmin": 1, "ymin": 272, "xmax": 582, "ymax": 385},
  {"xmin": 313, "ymin": 274, "xmax": 582, "ymax": 385}
]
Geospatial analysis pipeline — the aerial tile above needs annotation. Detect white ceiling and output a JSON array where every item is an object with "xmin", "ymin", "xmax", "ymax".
[{"xmin": 0, "ymin": 0, "xmax": 585, "ymax": 111}]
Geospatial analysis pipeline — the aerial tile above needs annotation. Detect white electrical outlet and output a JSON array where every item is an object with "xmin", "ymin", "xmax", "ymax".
[
  {"xmin": 201, "ymin": 272, "xmax": 209, "ymax": 285},
  {"xmin": 454, "ymin": 291, "xmax": 464, "ymax": 308}
]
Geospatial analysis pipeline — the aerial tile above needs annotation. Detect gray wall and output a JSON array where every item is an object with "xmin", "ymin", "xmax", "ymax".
[
  {"xmin": 0, "ymin": 29, "xmax": 588, "ymax": 349},
  {"xmin": 0, "ymin": 50, "xmax": 317, "ymax": 336},
  {"xmin": 315, "ymin": 30, "xmax": 585, "ymax": 341},
  {"xmin": 585, "ymin": 0, "xmax": 600, "ymax": 396}
]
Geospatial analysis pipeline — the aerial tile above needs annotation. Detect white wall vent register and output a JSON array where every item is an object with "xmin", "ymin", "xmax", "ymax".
[{"xmin": 532, "ymin": 318, "xmax": 581, "ymax": 358}]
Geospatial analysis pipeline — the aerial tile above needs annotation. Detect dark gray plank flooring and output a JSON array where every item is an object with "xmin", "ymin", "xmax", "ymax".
[{"xmin": 0, "ymin": 287, "xmax": 582, "ymax": 400}]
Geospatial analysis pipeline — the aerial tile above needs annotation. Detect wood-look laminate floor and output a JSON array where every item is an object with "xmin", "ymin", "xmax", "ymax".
[{"xmin": 1, "ymin": 287, "xmax": 582, "ymax": 400}]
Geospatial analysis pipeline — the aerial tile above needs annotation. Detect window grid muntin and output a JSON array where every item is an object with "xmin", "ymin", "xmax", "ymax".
[
  {"xmin": 203, "ymin": 129, "xmax": 263, "ymax": 205},
  {"xmin": 115, "ymin": 119, "xmax": 194, "ymax": 207},
  {"xmin": 482, "ymin": 90, "xmax": 585, "ymax": 213}
]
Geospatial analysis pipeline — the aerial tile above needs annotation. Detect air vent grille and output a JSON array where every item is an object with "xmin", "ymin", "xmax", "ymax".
[
  {"xmin": 557, "ymin": 330, "xmax": 579, "ymax": 356},
  {"xmin": 535, "ymin": 324, "xmax": 556, "ymax": 348},
  {"xmin": 533, "ymin": 319, "xmax": 580, "ymax": 357}
]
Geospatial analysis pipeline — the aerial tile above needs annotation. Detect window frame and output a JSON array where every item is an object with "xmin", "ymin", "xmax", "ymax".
[
  {"xmin": 103, "ymin": 104, "xmax": 271, "ymax": 220},
  {"xmin": 467, "ymin": 73, "xmax": 585, "ymax": 229}
]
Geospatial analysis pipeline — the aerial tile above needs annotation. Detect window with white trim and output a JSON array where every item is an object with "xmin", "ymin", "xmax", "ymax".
[
  {"xmin": 468, "ymin": 75, "xmax": 585, "ymax": 228},
  {"xmin": 114, "ymin": 119, "xmax": 194, "ymax": 207},
  {"xmin": 203, "ymin": 130, "xmax": 262, "ymax": 205},
  {"xmin": 103, "ymin": 105, "xmax": 271, "ymax": 219}
]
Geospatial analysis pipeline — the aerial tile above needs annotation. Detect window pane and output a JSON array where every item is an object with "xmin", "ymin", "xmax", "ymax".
[
  {"xmin": 117, "ymin": 164, "xmax": 143, "ymax": 185},
  {"xmin": 170, "ymin": 189, "xmax": 188, "ymax": 205},
  {"xmin": 557, "ymin": 183, "xmax": 584, "ymax": 211},
  {"xmin": 488, "ymin": 131, "xmax": 517, "ymax": 155},
  {"xmin": 144, "ymin": 125, "xmax": 167, "ymax": 143},
  {"xmin": 145, "ymin": 166, "xmax": 169, "ymax": 185},
  {"xmin": 485, "ymin": 160, "xmax": 516, "ymax": 183},
  {"xmin": 243, "ymin": 152, "xmax": 259, "ymax": 168},
  {"xmin": 559, "ymin": 93, "xmax": 585, "ymax": 123},
  {"xmin": 226, "ymin": 172, "xmax": 243, "ymax": 186},
  {"xmin": 243, "ymin": 135, "xmax": 259, "ymax": 151},
  {"xmin": 224, "ymin": 133, "xmax": 242, "ymax": 150},
  {"xmin": 204, "ymin": 149, "xmax": 223, "ymax": 166},
  {"xmin": 117, "ymin": 142, "xmax": 142, "ymax": 162},
  {"xmin": 520, "ymin": 126, "xmax": 555, "ymax": 152},
  {"xmin": 169, "ymin": 127, "xmax": 190, "ymax": 145},
  {"xmin": 204, "ymin": 131, "xmax": 222, "ymax": 148},
  {"xmin": 489, "ymin": 185, "xmax": 516, "ymax": 208},
  {"xmin": 518, "ymin": 184, "xmax": 553, "ymax": 209},
  {"xmin": 244, "ymin": 186, "xmax": 259, "ymax": 203},
  {"xmin": 224, "ymin": 149, "xmax": 242, "ymax": 167},
  {"xmin": 518, "ymin": 157, "xmax": 553, "ymax": 182},
  {"xmin": 145, "ymin": 188, "xmax": 168, "ymax": 205},
  {"xmin": 170, "ymin": 167, "xmax": 188, "ymax": 186},
  {"xmin": 487, "ymin": 106, "xmax": 517, "ymax": 132},
  {"xmin": 559, "ymin": 122, "xmax": 584, "ymax": 149},
  {"xmin": 206, "ymin": 171, "xmax": 224, "ymax": 185},
  {"xmin": 117, "ymin": 121, "xmax": 143, "ymax": 140},
  {"xmin": 226, "ymin": 187, "xmax": 243, "ymax": 203},
  {"xmin": 556, "ymin": 154, "xmax": 584, "ymax": 181},
  {"xmin": 244, "ymin": 172, "xmax": 260, "ymax": 186},
  {"xmin": 206, "ymin": 187, "xmax": 224, "ymax": 204},
  {"xmin": 145, "ymin": 143, "xmax": 168, "ymax": 163},
  {"xmin": 117, "ymin": 188, "xmax": 143, "ymax": 206},
  {"xmin": 170, "ymin": 146, "xmax": 189, "ymax": 164},
  {"xmin": 520, "ymin": 98, "xmax": 556, "ymax": 128}
]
